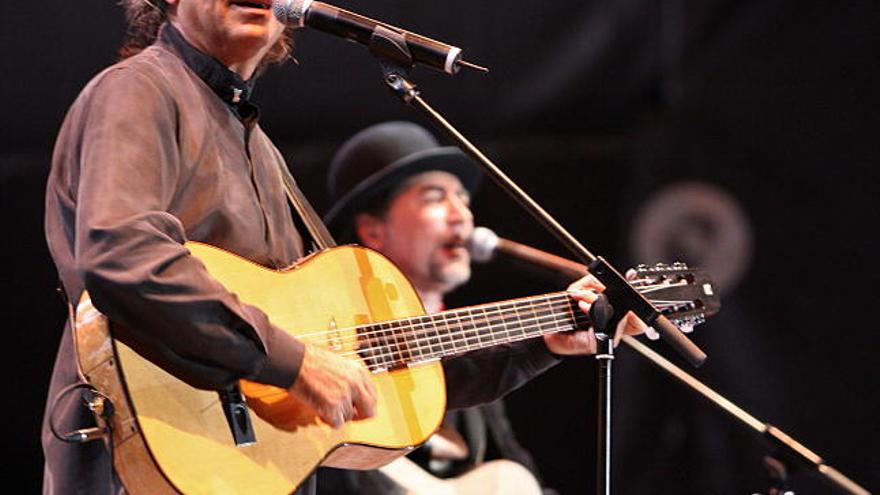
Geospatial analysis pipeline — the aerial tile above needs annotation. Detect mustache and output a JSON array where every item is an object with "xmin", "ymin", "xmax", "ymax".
[{"xmin": 440, "ymin": 233, "xmax": 469, "ymax": 249}]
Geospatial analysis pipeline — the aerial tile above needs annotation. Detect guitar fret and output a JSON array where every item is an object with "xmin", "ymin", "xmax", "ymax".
[
  {"xmin": 563, "ymin": 297, "xmax": 579, "ymax": 332},
  {"xmin": 476, "ymin": 306, "xmax": 492, "ymax": 347},
  {"xmin": 487, "ymin": 307, "xmax": 502, "ymax": 347},
  {"xmin": 427, "ymin": 314, "xmax": 443, "ymax": 358},
  {"xmin": 541, "ymin": 297, "xmax": 555, "ymax": 335},
  {"xmin": 367, "ymin": 323, "xmax": 381, "ymax": 370},
  {"xmin": 468, "ymin": 308, "xmax": 483, "ymax": 350},
  {"xmin": 414, "ymin": 315, "xmax": 439, "ymax": 363},
  {"xmin": 410, "ymin": 316, "xmax": 426, "ymax": 362},
  {"xmin": 451, "ymin": 311, "xmax": 464, "ymax": 353},
  {"xmin": 382, "ymin": 321, "xmax": 406, "ymax": 368},
  {"xmin": 456, "ymin": 309, "xmax": 469, "ymax": 352},
  {"xmin": 500, "ymin": 301, "xmax": 513, "ymax": 345},
  {"xmin": 504, "ymin": 301, "xmax": 523, "ymax": 344},
  {"xmin": 367, "ymin": 322, "xmax": 394, "ymax": 370},
  {"xmin": 403, "ymin": 318, "xmax": 417, "ymax": 364},
  {"xmin": 492, "ymin": 307, "xmax": 503, "ymax": 346},
  {"xmin": 435, "ymin": 312, "xmax": 447, "ymax": 355},
  {"xmin": 376, "ymin": 322, "xmax": 391, "ymax": 367},
  {"xmin": 452, "ymin": 309, "xmax": 470, "ymax": 353},
  {"xmin": 510, "ymin": 300, "xmax": 526, "ymax": 343},
  {"xmin": 523, "ymin": 298, "xmax": 541, "ymax": 338},
  {"xmin": 444, "ymin": 310, "xmax": 455, "ymax": 351},
  {"xmin": 443, "ymin": 314, "xmax": 458, "ymax": 354},
  {"xmin": 547, "ymin": 295, "xmax": 564, "ymax": 336},
  {"xmin": 477, "ymin": 308, "xmax": 492, "ymax": 349}
]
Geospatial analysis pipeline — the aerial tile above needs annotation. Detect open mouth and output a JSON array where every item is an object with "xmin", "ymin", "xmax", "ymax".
[
  {"xmin": 441, "ymin": 238, "xmax": 468, "ymax": 257},
  {"xmin": 230, "ymin": 0, "xmax": 271, "ymax": 10}
]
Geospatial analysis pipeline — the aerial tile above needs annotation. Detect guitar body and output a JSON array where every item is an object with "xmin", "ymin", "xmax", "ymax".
[{"xmin": 75, "ymin": 243, "xmax": 447, "ymax": 494}]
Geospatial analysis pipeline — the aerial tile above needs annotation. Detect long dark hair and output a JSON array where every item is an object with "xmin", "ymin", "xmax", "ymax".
[{"xmin": 118, "ymin": 0, "xmax": 294, "ymax": 66}]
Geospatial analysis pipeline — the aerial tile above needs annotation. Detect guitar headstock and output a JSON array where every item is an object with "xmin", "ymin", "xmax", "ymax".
[{"xmin": 630, "ymin": 262, "xmax": 721, "ymax": 333}]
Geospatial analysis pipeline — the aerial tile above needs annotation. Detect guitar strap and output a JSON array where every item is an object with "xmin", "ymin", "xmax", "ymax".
[{"xmin": 275, "ymin": 159, "xmax": 338, "ymax": 251}]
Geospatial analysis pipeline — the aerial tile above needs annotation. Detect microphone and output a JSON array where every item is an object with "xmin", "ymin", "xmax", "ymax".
[
  {"xmin": 468, "ymin": 226, "xmax": 589, "ymax": 279},
  {"xmin": 468, "ymin": 226, "xmax": 668, "ymax": 341},
  {"xmin": 469, "ymin": 227, "xmax": 620, "ymax": 334},
  {"xmin": 272, "ymin": 0, "xmax": 487, "ymax": 75}
]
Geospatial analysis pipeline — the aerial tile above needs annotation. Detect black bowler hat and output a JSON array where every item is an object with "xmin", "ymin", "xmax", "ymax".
[{"xmin": 324, "ymin": 121, "xmax": 482, "ymax": 236}]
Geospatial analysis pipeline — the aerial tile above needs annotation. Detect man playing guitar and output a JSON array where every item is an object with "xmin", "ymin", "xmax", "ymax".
[
  {"xmin": 320, "ymin": 121, "xmax": 569, "ymax": 494},
  {"xmin": 42, "ymin": 2, "xmax": 646, "ymax": 494}
]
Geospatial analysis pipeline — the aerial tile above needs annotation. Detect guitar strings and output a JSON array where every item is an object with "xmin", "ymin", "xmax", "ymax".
[
  {"xmin": 334, "ymin": 297, "xmax": 581, "ymax": 361},
  {"xmin": 294, "ymin": 280, "xmax": 692, "ymax": 348},
  {"xmin": 298, "ymin": 287, "xmax": 690, "ymax": 354},
  {"xmin": 298, "ymin": 292, "xmax": 575, "ymax": 348},
  {"xmin": 350, "ymin": 298, "xmax": 695, "ymax": 372},
  {"xmin": 316, "ymin": 296, "xmax": 689, "ymax": 368},
  {"xmin": 345, "ymin": 294, "xmax": 695, "ymax": 366},
  {"xmin": 290, "ymin": 280, "xmax": 696, "ymax": 369},
  {"xmin": 292, "ymin": 278, "xmax": 686, "ymax": 343},
  {"xmin": 303, "ymin": 298, "xmax": 580, "ymax": 365},
  {"xmin": 293, "ymin": 290, "xmax": 567, "ymax": 341},
  {"xmin": 340, "ymin": 310, "xmax": 585, "ymax": 369},
  {"xmin": 333, "ymin": 296, "xmax": 692, "ymax": 370},
  {"xmin": 305, "ymin": 294, "xmax": 687, "ymax": 359},
  {"xmin": 349, "ymin": 306, "xmax": 588, "ymax": 369}
]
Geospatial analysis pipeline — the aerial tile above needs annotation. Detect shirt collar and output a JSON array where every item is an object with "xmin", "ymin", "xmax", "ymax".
[{"xmin": 158, "ymin": 23, "xmax": 259, "ymax": 121}]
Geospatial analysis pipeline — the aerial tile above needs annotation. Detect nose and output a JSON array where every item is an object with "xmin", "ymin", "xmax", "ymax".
[{"xmin": 447, "ymin": 194, "xmax": 473, "ymax": 227}]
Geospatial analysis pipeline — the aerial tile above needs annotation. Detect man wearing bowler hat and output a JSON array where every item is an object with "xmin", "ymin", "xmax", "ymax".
[{"xmin": 319, "ymin": 121, "xmax": 642, "ymax": 493}]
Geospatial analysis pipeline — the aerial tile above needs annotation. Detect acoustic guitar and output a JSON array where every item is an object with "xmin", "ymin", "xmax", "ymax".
[{"xmin": 74, "ymin": 242, "xmax": 718, "ymax": 494}]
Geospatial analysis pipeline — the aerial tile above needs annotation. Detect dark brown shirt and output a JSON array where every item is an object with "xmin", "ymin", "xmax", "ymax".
[{"xmin": 43, "ymin": 24, "xmax": 306, "ymax": 494}]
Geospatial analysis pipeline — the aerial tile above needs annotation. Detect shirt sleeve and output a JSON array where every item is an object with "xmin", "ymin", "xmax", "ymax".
[
  {"xmin": 442, "ymin": 338, "xmax": 561, "ymax": 410},
  {"xmin": 72, "ymin": 66, "xmax": 303, "ymax": 391}
]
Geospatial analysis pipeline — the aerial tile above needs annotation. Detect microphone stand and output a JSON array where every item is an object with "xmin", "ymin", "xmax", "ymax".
[
  {"xmin": 364, "ymin": 28, "xmax": 706, "ymax": 495},
  {"xmin": 620, "ymin": 336, "xmax": 870, "ymax": 495},
  {"xmin": 476, "ymin": 238, "xmax": 871, "ymax": 495}
]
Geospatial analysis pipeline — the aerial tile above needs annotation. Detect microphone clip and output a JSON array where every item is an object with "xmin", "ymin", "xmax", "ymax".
[{"xmin": 369, "ymin": 25, "xmax": 414, "ymax": 71}]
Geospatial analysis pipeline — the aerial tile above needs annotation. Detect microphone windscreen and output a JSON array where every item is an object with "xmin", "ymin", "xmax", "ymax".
[
  {"xmin": 467, "ymin": 226, "xmax": 498, "ymax": 263},
  {"xmin": 273, "ymin": 0, "xmax": 309, "ymax": 24}
]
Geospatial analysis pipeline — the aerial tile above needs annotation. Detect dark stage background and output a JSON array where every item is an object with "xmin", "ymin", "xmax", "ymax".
[{"xmin": 3, "ymin": 1, "xmax": 878, "ymax": 493}]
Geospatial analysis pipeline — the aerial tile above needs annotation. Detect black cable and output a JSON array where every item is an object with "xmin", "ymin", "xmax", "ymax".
[{"xmin": 47, "ymin": 382, "xmax": 114, "ymax": 444}]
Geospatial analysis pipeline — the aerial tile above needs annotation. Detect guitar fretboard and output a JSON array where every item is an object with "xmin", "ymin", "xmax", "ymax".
[{"xmin": 356, "ymin": 292, "xmax": 588, "ymax": 371}]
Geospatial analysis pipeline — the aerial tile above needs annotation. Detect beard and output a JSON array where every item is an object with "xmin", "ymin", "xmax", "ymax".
[{"xmin": 428, "ymin": 256, "xmax": 472, "ymax": 292}]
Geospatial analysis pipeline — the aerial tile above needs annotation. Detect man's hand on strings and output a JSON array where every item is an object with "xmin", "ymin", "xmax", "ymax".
[
  {"xmin": 543, "ymin": 273, "xmax": 650, "ymax": 356},
  {"xmin": 288, "ymin": 345, "xmax": 378, "ymax": 428}
]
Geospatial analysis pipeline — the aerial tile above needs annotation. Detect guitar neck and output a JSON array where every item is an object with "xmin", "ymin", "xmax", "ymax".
[{"xmin": 357, "ymin": 292, "xmax": 585, "ymax": 371}]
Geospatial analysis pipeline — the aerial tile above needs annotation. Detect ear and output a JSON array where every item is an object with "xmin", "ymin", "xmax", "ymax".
[{"xmin": 354, "ymin": 213, "xmax": 386, "ymax": 250}]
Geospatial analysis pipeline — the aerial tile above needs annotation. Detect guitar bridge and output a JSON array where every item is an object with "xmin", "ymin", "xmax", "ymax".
[{"xmin": 219, "ymin": 383, "xmax": 256, "ymax": 446}]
